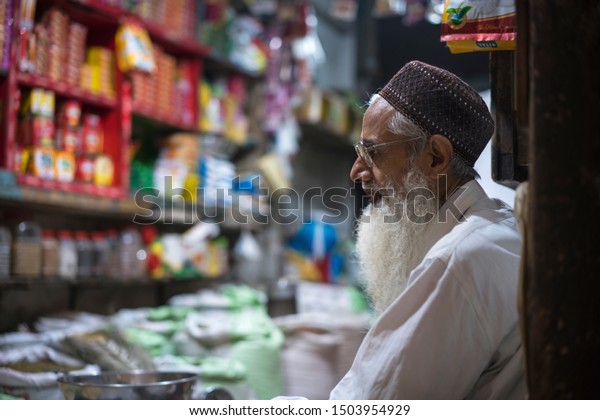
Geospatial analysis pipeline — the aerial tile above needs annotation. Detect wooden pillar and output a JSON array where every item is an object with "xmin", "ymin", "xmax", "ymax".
[{"xmin": 526, "ymin": 0, "xmax": 600, "ymax": 398}]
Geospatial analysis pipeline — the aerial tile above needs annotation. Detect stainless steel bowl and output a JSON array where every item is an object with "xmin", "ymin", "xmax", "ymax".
[{"xmin": 58, "ymin": 371, "xmax": 197, "ymax": 400}]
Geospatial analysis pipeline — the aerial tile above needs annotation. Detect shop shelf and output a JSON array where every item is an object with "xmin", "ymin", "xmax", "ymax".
[
  {"xmin": 141, "ymin": 17, "xmax": 211, "ymax": 57},
  {"xmin": 0, "ymin": 172, "xmax": 137, "ymax": 219},
  {"xmin": 73, "ymin": 0, "xmax": 210, "ymax": 57},
  {"xmin": 133, "ymin": 102, "xmax": 199, "ymax": 132},
  {"xmin": 17, "ymin": 72, "xmax": 117, "ymax": 109},
  {"xmin": 204, "ymin": 52, "xmax": 266, "ymax": 81}
]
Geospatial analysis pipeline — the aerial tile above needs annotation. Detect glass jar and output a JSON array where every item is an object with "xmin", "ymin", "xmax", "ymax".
[
  {"xmin": 58, "ymin": 230, "xmax": 77, "ymax": 280},
  {"xmin": 75, "ymin": 231, "xmax": 94, "ymax": 278},
  {"xmin": 104, "ymin": 229, "xmax": 121, "ymax": 280},
  {"xmin": 0, "ymin": 226, "xmax": 11, "ymax": 280},
  {"xmin": 12, "ymin": 221, "xmax": 42, "ymax": 278},
  {"xmin": 41, "ymin": 230, "xmax": 59, "ymax": 278},
  {"xmin": 91, "ymin": 231, "xmax": 109, "ymax": 278},
  {"xmin": 119, "ymin": 227, "xmax": 146, "ymax": 280}
]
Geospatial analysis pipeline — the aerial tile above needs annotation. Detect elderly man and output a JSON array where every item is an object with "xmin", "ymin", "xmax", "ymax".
[{"xmin": 330, "ymin": 61, "xmax": 525, "ymax": 399}]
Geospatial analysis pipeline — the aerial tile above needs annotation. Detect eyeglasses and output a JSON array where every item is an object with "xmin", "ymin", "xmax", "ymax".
[{"xmin": 354, "ymin": 138, "xmax": 417, "ymax": 168}]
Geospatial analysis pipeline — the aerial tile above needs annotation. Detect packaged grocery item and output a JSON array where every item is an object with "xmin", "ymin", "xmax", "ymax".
[
  {"xmin": 76, "ymin": 155, "xmax": 94, "ymax": 183},
  {"xmin": 441, "ymin": 0, "xmax": 516, "ymax": 54},
  {"xmin": 30, "ymin": 147, "xmax": 56, "ymax": 180},
  {"xmin": 93, "ymin": 154, "xmax": 114, "ymax": 187},
  {"xmin": 115, "ymin": 20, "xmax": 155, "ymax": 74},
  {"xmin": 55, "ymin": 151, "xmax": 75, "ymax": 183},
  {"xmin": 81, "ymin": 113, "xmax": 103, "ymax": 154},
  {"xmin": 57, "ymin": 100, "xmax": 82, "ymax": 127},
  {"xmin": 55, "ymin": 127, "xmax": 80, "ymax": 153},
  {"xmin": 20, "ymin": 88, "xmax": 55, "ymax": 117},
  {"xmin": 18, "ymin": 116, "xmax": 55, "ymax": 147},
  {"xmin": 19, "ymin": 0, "xmax": 37, "ymax": 30}
]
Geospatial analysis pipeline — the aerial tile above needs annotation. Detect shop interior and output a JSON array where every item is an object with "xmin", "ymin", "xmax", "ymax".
[{"xmin": 0, "ymin": 0, "xmax": 597, "ymax": 400}]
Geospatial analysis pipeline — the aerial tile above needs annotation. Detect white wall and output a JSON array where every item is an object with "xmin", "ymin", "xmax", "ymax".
[{"xmin": 474, "ymin": 90, "xmax": 516, "ymax": 208}]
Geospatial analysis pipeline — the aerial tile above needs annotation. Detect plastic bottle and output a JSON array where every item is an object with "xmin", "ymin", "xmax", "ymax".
[
  {"xmin": 91, "ymin": 231, "xmax": 109, "ymax": 277},
  {"xmin": 75, "ymin": 231, "xmax": 94, "ymax": 278},
  {"xmin": 119, "ymin": 227, "xmax": 146, "ymax": 280},
  {"xmin": 12, "ymin": 221, "xmax": 42, "ymax": 278},
  {"xmin": 41, "ymin": 230, "xmax": 59, "ymax": 278},
  {"xmin": 0, "ymin": 226, "xmax": 11, "ymax": 280},
  {"xmin": 58, "ymin": 230, "xmax": 77, "ymax": 280},
  {"xmin": 104, "ymin": 229, "xmax": 121, "ymax": 280}
]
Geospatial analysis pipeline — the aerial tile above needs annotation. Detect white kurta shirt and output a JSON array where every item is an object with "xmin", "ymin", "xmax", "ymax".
[{"xmin": 330, "ymin": 180, "xmax": 526, "ymax": 399}]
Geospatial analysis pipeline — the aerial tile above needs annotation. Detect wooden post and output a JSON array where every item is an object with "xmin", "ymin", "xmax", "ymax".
[{"xmin": 526, "ymin": 0, "xmax": 600, "ymax": 398}]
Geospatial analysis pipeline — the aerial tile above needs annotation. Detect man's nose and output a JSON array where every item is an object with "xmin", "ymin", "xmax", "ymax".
[{"xmin": 350, "ymin": 156, "xmax": 372, "ymax": 183}]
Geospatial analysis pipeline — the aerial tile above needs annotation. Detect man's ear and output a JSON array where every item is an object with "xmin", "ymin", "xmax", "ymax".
[{"xmin": 417, "ymin": 134, "xmax": 453, "ymax": 178}]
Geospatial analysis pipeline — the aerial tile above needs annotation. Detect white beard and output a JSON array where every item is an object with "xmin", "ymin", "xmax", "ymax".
[{"xmin": 356, "ymin": 168, "xmax": 438, "ymax": 315}]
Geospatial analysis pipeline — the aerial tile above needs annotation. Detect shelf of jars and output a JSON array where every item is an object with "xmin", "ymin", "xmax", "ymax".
[
  {"xmin": 0, "ymin": 275, "xmax": 223, "ymax": 332},
  {"xmin": 0, "ymin": 275, "xmax": 222, "ymax": 288}
]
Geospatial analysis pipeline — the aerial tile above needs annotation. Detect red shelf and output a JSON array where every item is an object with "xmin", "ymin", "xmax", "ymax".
[
  {"xmin": 73, "ymin": 0, "xmax": 211, "ymax": 57},
  {"xmin": 133, "ymin": 102, "xmax": 198, "ymax": 132},
  {"xmin": 17, "ymin": 72, "xmax": 117, "ymax": 109},
  {"xmin": 17, "ymin": 174, "xmax": 124, "ymax": 199}
]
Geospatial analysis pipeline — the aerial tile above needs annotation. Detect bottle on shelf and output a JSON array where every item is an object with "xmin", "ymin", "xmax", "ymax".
[
  {"xmin": 57, "ymin": 230, "xmax": 77, "ymax": 280},
  {"xmin": 91, "ymin": 231, "xmax": 109, "ymax": 278},
  {"xmin": 11, "ymin": 221, "xmax": 42, "ymax": 278},
  {"xmin": 41, "ymin": 229, "xmax": 59, "ymax": 278},
  {"xmin": 74, "ymin": 230, "xmax": 94, "ymax": 278},
  {"xmin": 119, "ymin": 227, "xmax": 147, "ymax": 281},
  {"xmin": 0, "ymin": 226, "xmax": 11, "ymax": 280},
  {"xmin": 104, "ymin": 229, "xmax": 121, "ymax": 280}
]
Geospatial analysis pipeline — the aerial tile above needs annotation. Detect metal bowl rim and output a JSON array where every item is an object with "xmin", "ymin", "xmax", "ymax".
[{"xmin": 57, "ymin": 370, "xmax": 198, "ymax": 389}]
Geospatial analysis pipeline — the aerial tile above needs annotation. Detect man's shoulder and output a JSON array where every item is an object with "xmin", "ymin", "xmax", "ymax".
[{"xmin": 428, "ymin": 202, "xmax": 521, "ymax": 266}]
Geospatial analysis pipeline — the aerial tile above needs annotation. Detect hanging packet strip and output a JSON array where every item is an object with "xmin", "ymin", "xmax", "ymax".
[{"xmin": 441, "ymin": 0, "xmax": 516, "ymax": 54}]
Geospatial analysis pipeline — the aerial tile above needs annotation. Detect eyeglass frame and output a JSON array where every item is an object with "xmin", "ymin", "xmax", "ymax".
[{"xmin": 353, "ymin": 138, "xmax": 418, "ymax": 168}]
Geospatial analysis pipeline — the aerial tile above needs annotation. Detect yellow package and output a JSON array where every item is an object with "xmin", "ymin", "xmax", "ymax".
[
  {"xmin": 93, "ymin": 154, "xmax": 114, "ymax": 187},
  {"xmin": 55, "ymin": 151, "xmax": 75, "ymax": 183},
  {"xmin": 441, "ymin": 0, "xmax": 516, "ymax": 54},
  {"xmin": 115, "ymin": 21, "xmax": 155, "ymax": 73}
]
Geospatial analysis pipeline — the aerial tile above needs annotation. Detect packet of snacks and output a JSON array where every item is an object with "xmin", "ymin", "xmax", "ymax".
[
  {"xmin": 115, "ymin": 20, "xmax": 155, "ymax": 73},
  {"xmin": 441, "ymin": 0, "xmax": 516, "ymax": 54}
]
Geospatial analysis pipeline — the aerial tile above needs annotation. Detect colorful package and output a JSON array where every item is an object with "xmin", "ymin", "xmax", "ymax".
[
  {"xmin": 115, "ymin": 20, "xmax": 155, "ymax": 73},
  {"xmin": 93, "ymin": 155, "xmax": 114, "ymax": 187},
  {"xmin": 55, "ymin": 151, "xmax": 76, "ymax": 183},
  {"xmin": 441, "ymin": 0, "xmax": 516, "ymax": 54}
]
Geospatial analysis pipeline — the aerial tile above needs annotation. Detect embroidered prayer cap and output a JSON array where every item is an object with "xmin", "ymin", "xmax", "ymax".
[{"xmin": 378, "ymin": 60, "xmax": 494, "ymax": 167}]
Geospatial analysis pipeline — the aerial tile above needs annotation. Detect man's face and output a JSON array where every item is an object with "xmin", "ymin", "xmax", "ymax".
[{"xmin": 350, "ymin": 98, "xmax": 418, "ymax": 203}]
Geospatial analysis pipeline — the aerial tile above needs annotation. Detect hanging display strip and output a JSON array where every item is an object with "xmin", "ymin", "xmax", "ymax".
[{"xmin": 441, "ymin": 0, "xmax": 516, "ymax": 53}]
